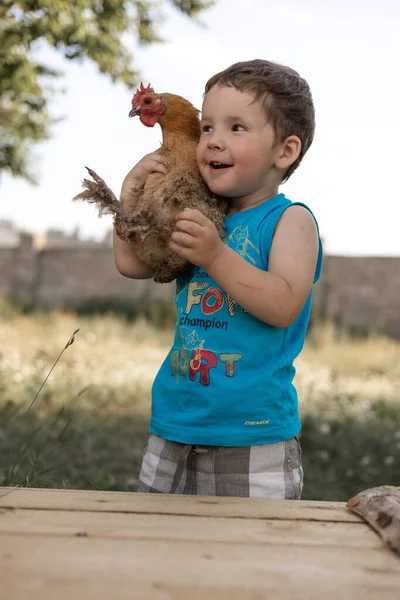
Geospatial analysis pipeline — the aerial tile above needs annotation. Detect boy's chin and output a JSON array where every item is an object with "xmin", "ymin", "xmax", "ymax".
[{"xmin": 206, "ymin": 181, "xmax": 235, "ymax": 197}]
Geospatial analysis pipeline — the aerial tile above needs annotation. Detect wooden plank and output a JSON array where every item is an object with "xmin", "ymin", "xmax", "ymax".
[
  {"xmin": 0, "ymin": 508, "xmax": 381, "ymax": 548},
  {"xmin": 2, "ymin": 533, "xmax": 400, "ymax": 600},
  {"xmin": 0, "ymin": 487, "xmax": 359, "ymax": 522}
]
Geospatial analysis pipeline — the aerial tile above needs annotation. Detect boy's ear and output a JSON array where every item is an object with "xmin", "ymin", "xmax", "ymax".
[{"xmin": 275, "ymin": 135, "xmax": 301, "ymax": 170}]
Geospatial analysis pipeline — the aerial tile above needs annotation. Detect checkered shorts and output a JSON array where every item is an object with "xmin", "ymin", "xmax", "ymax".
[{"xmin": 137, "ymin": 434, "xmax": 303, "ymax": 499}]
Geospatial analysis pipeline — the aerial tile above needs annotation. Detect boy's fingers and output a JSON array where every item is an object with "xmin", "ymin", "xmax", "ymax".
[
  {"xmin": 176, "ymin": 208, "xmax": 206, "ymax": 224},
  {"xmin": 170, "ymin": 231, "xmax": 194, "ymax": 247},
  {"xmin": 148, "ymin": 152, "xmax": 166, "ymax": 173},
  {"xmin": 153, "ymin": 163, "xmax": 167, "ymax": 174},
  {"xmin": 146, "ymin": 149, "xmax": 162, "ymax": 159},
  {"xmin": 169, "ymin": 240, "xmax": 188, "ymax": 258},
  {"xmin": 174, "ymin": 220, "xmax": 203, "ymax": 238}
]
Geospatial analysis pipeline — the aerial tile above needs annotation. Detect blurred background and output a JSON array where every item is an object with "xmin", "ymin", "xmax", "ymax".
[{"xmin": 1, "ymin": 0, "xmax": 400, "ymax": 501}]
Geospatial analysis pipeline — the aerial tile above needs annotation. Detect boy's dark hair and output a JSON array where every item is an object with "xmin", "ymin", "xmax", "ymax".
[{"xmin": 205, "ymin": 59, "xmax": 315, "ymax": 182}]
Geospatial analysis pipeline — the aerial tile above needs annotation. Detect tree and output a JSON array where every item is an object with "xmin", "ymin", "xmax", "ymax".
[{"xmin": 0, "ymin": 0, "xmax": 214, "ymax": 183}]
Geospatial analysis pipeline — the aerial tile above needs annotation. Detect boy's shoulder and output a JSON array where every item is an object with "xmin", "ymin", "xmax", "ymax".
[{"xmin": 273, "ymin": 203, "xmax": 319, "ymax": 242}]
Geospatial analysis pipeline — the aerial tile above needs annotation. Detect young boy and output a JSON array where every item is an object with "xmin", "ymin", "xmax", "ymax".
[{"xmin": 114, "ymin": 59, "xmax": 322, "ymax": 499}]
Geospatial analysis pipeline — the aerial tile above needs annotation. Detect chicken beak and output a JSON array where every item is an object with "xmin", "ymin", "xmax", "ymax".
[{"xmin": 129, "ymin": 107, "xmax": 140, "ymax": 118}]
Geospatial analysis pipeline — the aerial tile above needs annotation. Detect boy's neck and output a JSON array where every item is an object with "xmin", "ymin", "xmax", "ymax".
[{"xmin": 227, "ymin": 185, "xmax": 281, "ymax": 215}]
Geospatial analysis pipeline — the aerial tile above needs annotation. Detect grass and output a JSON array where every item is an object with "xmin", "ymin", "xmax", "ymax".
[
  {"xmin": 1, "ymin": 304, "xmax": 400, "ymax": 501},
  {"xmin": 0, "ymin": 309, "xmax": 169, "ymax": 491}
]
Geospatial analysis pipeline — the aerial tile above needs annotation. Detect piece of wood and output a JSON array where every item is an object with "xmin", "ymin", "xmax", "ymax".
[
  {"xmin": 0, "ymin": 487, "xmax": 359, "ymax": 522},
  {"xmin": 2, "ymin": 533, "xmax": 400, "ymax": 600},
  {"xmin": 0, "ymin": 508, "xmax": 381, "ymax": 548},
  {"xmin": 347, "ymin": 486, "xmax": 400, "ymax": 556},
  {"xmin": 2, "ymin": 487, "xmax": 399, "ymax": 600}
]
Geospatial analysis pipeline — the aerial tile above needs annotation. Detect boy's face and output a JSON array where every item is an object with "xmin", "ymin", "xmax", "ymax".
[{"xmin": 196, "ymin": 85, "xmax": 281, "ymax": 203}]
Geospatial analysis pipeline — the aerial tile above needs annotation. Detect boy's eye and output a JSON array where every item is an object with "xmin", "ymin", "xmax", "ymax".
[
  {"xmin": 201, "ymin": 125, "xmax": 212, "ymax": 133},
  {"xmin": 232, "ymin": 124, "xmax": 245, "ymax": 132}
]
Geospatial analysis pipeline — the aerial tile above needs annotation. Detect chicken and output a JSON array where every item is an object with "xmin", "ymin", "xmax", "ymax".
[{"xmin": 73, "ymin": 83, "xmax": 228, "ymax": 283}]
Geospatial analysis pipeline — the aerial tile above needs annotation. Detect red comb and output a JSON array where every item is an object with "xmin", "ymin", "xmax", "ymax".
[{"xmin": 131, "ymin": 83, "xmax": 154, "ymax": 106}]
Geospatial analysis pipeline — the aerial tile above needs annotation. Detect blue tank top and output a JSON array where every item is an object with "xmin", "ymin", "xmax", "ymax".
[{"xmin": 150, "ymin": 193, "xmax": 323, "ymax": 446}]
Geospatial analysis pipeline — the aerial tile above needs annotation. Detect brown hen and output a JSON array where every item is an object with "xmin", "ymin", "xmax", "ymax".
[{"xmin": 73, "ymin": 84, "xmax": 227, "ymax": 283}]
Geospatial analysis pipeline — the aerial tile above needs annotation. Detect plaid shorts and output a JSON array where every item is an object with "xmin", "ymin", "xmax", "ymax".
[{"xmin": 137, "ymin": 434, "xmax": 303, "ymax": 499}]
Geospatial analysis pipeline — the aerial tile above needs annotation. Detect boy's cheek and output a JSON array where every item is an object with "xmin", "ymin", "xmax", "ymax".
[{"xmin": 196, "ymin": 139, "xmax": 208, "ymax": 164}]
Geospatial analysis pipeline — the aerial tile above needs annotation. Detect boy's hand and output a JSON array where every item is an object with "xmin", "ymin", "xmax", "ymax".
[
  {"xmin": 120, "ymin": 150, "xmax": 166, "ymax": 209},
  {"xmin": 170, "ymin": 208, "xmax": 226, "ymax": 270}
]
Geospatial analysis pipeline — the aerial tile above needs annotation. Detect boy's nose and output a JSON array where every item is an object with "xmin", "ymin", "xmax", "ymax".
[{"xmin": 207, "ymin": 136, "xmax": 224, "ymax": 150}]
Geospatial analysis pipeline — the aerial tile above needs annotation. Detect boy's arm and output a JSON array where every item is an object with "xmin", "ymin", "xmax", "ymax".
[
  {"xmin": 171, "ymin": 205, "xmax": 319, "ymax": 327},
  {"xmin": 113, "ymin": 229, "xmax": 154, "ymax": 279},
  {"xmin": 113, "ymin": 150, "xmax": 166, "ymax": 280}
]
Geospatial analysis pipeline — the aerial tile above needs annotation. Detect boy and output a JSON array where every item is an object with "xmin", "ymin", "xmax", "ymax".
[{"xmin": 114, "ymin": 59, "xmax": 322, "ymax": 499}]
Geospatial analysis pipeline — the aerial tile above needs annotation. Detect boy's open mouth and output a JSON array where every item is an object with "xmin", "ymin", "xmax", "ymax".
[{"xmin": 210, "ymin": 161, "xmax": 233, "ymax": 170}]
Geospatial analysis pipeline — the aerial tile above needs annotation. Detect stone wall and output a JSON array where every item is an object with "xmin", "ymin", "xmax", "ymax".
[
  {"xmin": 0, "ymin": 235, "xmax": 174, "ymax": 308},
  {"xmin": 313, "ymin": 255, "xmax": 400, "ymax": 338},
  {"xmin": 1, "ymin": 236, "xmax": 400, "ymax": 337}
]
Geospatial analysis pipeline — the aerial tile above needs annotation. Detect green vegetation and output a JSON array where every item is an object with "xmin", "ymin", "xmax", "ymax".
[
  {"xmin": 0, "ymin": 0, "xmax": 214, "ymax": 181},
  {"xmin": 1, "ymin": 299, "xmax": 399, "ymax": 501}
]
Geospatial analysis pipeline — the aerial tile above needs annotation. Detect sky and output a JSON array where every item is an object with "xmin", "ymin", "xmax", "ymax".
[{"xmin": 1, "ymin": 0, "xmax": 399, "ymax": 256}]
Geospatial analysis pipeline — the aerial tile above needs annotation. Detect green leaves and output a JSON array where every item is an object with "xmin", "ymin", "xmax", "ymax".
[
  {"xmin": 0, "ymin": 0, "xmax": 214, "ymax": 182},
  {"xmin": 169, "ymin": 0, "xmax": 215, "ymax": 19}
]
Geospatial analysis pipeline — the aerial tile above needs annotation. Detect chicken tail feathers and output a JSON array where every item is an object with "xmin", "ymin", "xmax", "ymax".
[{"xmin": 73, "ymin": 167, "xmax": 125, "ymax": 219}]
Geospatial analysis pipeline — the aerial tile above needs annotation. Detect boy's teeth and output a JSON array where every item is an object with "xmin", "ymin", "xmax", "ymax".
[{"xmin": 211, "ymin": 161, "xmax": 231, "ymax": 168}]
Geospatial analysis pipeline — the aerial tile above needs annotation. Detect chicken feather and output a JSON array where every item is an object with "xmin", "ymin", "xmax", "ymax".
[{"xmin": 73, "ymin": 85, "xmax": 228, "ymax": 283}]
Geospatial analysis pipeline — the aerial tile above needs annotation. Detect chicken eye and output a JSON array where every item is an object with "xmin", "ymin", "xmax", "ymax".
[{"xmin": 144, "ymin": 98, "xmax": 152, "ymax": 105}]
